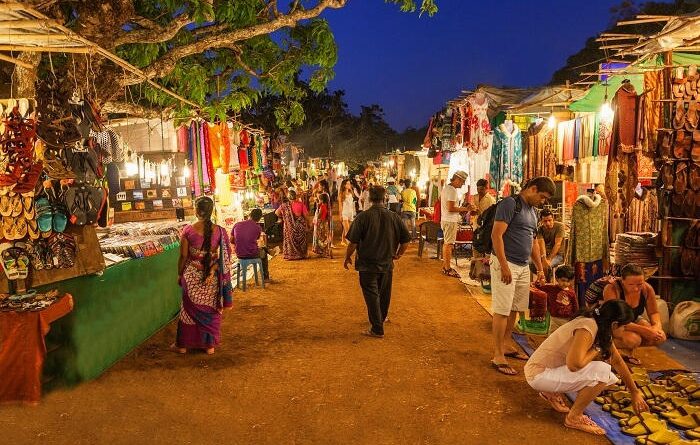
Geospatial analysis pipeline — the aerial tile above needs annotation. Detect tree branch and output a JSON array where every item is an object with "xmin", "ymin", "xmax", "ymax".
[
  {"xmin": 115, "ymin": 14, "xmax": 192, "ymax": 47},
  {"xmin": 102, "ymin": 101, "xmax": 169, "ymax": 118},
  {"xmin": 128, "ymin": 0, "xmax": 346, "ymax": 84}
]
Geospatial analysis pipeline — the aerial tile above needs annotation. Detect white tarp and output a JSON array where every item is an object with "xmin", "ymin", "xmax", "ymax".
[
  {"xmin": 108, "ymin": 118, "xmax": 178, "ymax": 153},
  {"xmin": 621, "ymin": 12, "xmax": 700, "ymax": 55}
]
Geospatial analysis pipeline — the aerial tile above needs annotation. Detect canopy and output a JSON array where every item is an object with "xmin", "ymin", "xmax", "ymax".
[
  {"xmin": 509, "ymin": 86, "xmax": 587, "ymax": 114},
  {"xmin": 618, "ymin": 11, "xmax": 700, "ymax": 56},
  {"xmin": 569, "ymin": 53, "xmax": 700, "ymax": 112}
]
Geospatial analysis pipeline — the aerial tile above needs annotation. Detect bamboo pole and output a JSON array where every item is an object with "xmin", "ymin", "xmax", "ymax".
[
  {"xmin": 0, "ymin": 19, "xmax": 56, "ymax": 29},
  {"xmin": 595, "ymin": 36, "xmax": 641, "ymax": 42},
  {"xmin": 0, "ymin": 52, "xmax": 32, "ymax": 68},
  {"xmin": 0, "ymin": 44, "xmax": 91, "ymax": 53},
  {"xmin": 0, "ymin": 34, "xmax": 73, "ymax": 43}
]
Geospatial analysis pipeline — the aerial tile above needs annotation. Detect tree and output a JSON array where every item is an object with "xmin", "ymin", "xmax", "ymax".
[
  {"xmin": 550, "ymin": 0, "xmax": 699, "ymax": 85},
  {"xmin": 12, "ymin": 0, "xmax": 437, "ymax": 129}
]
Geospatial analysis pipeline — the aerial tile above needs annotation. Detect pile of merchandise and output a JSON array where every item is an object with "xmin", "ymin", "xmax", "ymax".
[
  {"xmin": 612, "ymin": 232, "xmax": 659, "ymax": 268},
  {"xmin": 97, "ymin": 221, "xmax": 186, "ymax": 260},
  {"xmin": 680, "ymin": 221, "xmax": 700, "ymax": 280},
  {"xmin": 0, "ymin": 289, "xmax": 61, "ymax": 312},
  {"xmin": 595, "ymin": 367, "xmax": 700, "ymax": 444}
]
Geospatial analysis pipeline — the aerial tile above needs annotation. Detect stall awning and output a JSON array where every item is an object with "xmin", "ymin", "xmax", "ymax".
[
  {"xmin": 618, "ymin": 11, "xmax": 700, "ymax": 56},
  {"xmin": 508, "ymin": 86, "xmax": 587, "ymax": 114}
]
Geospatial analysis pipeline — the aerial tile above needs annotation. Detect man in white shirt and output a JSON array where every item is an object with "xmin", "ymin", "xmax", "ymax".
[{"xmin": 440, "ymin": 171, "xmax": 471, "ymax": 278}]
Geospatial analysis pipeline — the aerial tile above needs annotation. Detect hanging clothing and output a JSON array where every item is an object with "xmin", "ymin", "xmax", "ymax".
[
  {"xmin": 579, "ymin": 114, "xmax": 596, "ymax": 159},
  {"xmin": 625, "ymin": 188, "xmax": 658, "ymax": 233},
  {"xmin": 559, "ymin": 120, "xmax": 576, "ymax": 161},
  {"xmin": 567, "ymin": 194, "xmax": 608, "ymax": 264},
  {"xmin": 642, "ymin": 70, "xmax": 662, "ymax": 154},
  {"xmin": 177, "ymin": 125, "xmax": 189, "ymax": 154},
  {"xmin": 489, "ymin": 122, "xmax": 522, "ymax": 192},
  {"xmin": 597, "ymin": 115, "xmax": 613, "ymax": 156},
  {"xmin": 526, "ymin": 121, "xmax": 556, "ymax": 180},
  {"xmin": 466, "ymin": 93, "xmax": 492, "ymax": 153}
]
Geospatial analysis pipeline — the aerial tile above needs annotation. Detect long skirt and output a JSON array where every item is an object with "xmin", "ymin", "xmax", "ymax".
[
  {"xmin": 283, "ymin": 220, "xmax": 308, "ymax": 260},
  {"xmin": 312, "ymin": 220, "xmax": 332, "ymax": 257},
  {"xmin": 176, "ymin": 263, "xmax": 222, "ymax": 349}
]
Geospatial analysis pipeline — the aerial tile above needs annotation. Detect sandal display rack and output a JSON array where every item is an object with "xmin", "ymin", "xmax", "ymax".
[{"xmin": 654, "ymin": 60, "xmax": 700, "ymax": 305}]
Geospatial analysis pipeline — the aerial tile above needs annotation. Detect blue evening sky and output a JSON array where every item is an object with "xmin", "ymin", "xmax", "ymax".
[{"xmin": 321, "ymin": 0, "xmax": 650, "ymax": 131}]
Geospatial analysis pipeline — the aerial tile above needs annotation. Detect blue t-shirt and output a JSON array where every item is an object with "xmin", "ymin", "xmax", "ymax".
[{"xmin": 494, "ymin": 196, "xmax": 537, "ymax": 266}]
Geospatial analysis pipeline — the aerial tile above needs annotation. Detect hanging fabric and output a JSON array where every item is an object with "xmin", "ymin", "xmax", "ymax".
[
  {"xmin": 466, "ymin": 93, "xmax": 492, "ymax": 153},
  {"xmin": 489, "ymin": 122, "xmax": 522, "ymax": 192}
]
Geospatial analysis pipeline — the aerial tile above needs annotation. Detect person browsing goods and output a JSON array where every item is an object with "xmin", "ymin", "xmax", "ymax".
[
  {"xmin": 490, "ymin": 176, "xmax": 555, "ymax": 376},
  {"xmin": 440, "ymin": 170, "xmax": 471, "ymax": 278}
]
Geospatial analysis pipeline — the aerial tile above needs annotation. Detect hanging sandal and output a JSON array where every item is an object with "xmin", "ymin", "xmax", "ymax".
[
  {"xmin": 676, "ymin": 163, "xmax": 689, "ymax": 194},
  {"xmin": 659, "ymin": 130, "xmax": 675, "ymax": 158},
  {"xmin": 674, "ymin": 101, "xmax": 687, "ymax": 130}
]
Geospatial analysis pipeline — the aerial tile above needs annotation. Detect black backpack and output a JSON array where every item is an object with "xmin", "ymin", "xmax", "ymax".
[{"xmin": 472, "ymin": 196, "xmax": 522, "ymax": 254}]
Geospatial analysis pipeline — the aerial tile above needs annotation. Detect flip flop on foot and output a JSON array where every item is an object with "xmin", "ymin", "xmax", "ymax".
[
  {"xmin": 169, "ymin": 343, "xmax": 186, "ymax": 354},
  {"xmin": 539, "ymin": 392, "xmax": 571, "ymax": 413},
  {"xmin": 505, "ymin": 350, "xmax": 529, "ymax": 361},
  {"xmin": 564, "ymin": 414, "xmax": 606, "ymax": 435},
  {"xmin": 442, "ymin": 268, "xmax": 461, "ymax": 278},
  {"xmin": 490, "ymin": 360, "xmax": 517, "ymax": 376},
  {"xmin": 623, "ymin": 355, "xmax": 643, "ymax": 366}
]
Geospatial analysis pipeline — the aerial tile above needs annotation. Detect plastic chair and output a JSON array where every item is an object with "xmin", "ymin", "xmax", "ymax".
[
  {"xmin": 418, "ymin": 221, "xmax": 443, "ymax": 259},
  {"xmin": 236, "ymin": 258, "xmax": 265, "ymax": 291}
]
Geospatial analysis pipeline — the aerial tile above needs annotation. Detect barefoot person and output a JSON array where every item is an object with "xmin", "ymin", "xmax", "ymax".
[
  {"xmin": 491, "ymin": 177, "xmax": 555, "ymax": 375},
  {"xmin": 343, "ymin": 186, "xmax": 410, "ymax": 338},
  {"xmin": 603, "ymin": 263, "xmax": 667, "ymax": 365},
  {"xmin": 175, "ymin": 197, "xmax": 234, "ymax": 355},
  {"xmin": 525, "ymin": 300, "xmax": 648, "ymax": 435}
]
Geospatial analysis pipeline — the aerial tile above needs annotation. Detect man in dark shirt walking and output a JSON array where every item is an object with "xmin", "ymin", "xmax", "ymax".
[{"xmin": 344, "ymin": 186, "xmax": 410, "ymax": 338}]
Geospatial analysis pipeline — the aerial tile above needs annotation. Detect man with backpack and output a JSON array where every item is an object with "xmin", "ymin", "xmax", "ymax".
[{"xmin": 488, "ymin": 177, "xmax": 555, "ymax": 376}]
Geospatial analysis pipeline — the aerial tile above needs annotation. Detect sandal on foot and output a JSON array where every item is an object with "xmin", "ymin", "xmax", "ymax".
[
  {"xmin": 490, "ymin": 360, "xmax": 517, "ymax": 376},
  {"xmin": 539, "ymin": 392, "xmax": 570, "ymax": 413},
  {"xmin": 564, "ymin": 414, "xmax": 606, "ymax": 435},
  {"xmin": 442, "ymin": 268, "xmax": 461, "ymax": 278},
  {"xmin": 504, "ymin": 350, "xmax": 528, "ymax": 361},
  {"xmin": 624, "ymin": 355, "xmax": 643, "ymax": 366}
]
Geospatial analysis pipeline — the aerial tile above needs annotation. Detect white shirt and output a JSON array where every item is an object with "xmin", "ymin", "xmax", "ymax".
[{"xmin": 440, "ymin": 184, "xmax": 462, "ymax": 223}]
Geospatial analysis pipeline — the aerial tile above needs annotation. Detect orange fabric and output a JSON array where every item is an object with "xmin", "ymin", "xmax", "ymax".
[
  {"xmin": 219, "ymin": 122, "xmax": 231, "ymax": 173},
  {"xmin": 0, "ymin": 294, "xmax": 73, "ymax": 404},
  {"xmin": 207, "ymin": 124, "xmax": 222, "ymax": 170}
]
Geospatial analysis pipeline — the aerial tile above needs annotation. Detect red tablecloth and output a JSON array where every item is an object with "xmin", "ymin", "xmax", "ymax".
[{"xmin": 0, "ymin": 294, "xmax": 73, "ymax": 404}]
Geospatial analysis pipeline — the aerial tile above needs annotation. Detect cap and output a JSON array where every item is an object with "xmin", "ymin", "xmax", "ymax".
[{"xmin": 453, "ymin": 170, "xmax": 468, "ymax": 181}]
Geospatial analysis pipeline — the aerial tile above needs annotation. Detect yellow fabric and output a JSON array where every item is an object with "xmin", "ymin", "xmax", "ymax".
[{"xmin": 401, "ymin": 188, "xmax": 417, "ymax": 213}]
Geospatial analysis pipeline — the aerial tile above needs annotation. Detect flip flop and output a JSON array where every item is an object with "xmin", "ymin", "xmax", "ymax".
[
  {"xmin": 620, "ymin": 412, "xmax": 660, "ymax": 427},
  {"xmin": 10, "ymin": 194, "xmax": 22, "ymax": 217},
  {"xmin": 504, "ymin": 351, "xmax": 529, "ymax": 361},
  {"xmin": 442, "ymin": 267, "xmax": 461, "ymax": 278},
  {"xmin": 565, "ymin": 414, "xmax": 606, "ymax": 436},
  {"xmin": 624, "ymin": 355, "xmax": 643, "ymax": 366},
  {"xmin": 669, "ymin": 412, "xmax": 700, "ymax": 429},
  {"xmin": 623, "ymin": 418, "xmax": 667, "ymax": 436},
  {"xmin": 538, "ymin": 392, "xmax": 570, "ymax": 413},
  {"xmin": 635, "ymin": 428, "xmax": 681, "ymax": 444},
  {"xmin": 662, "ymin": 404, "xmax": 700, "ymax": 419},
  {"xmin": 490, "ymin": 360, "xmax": 517, "ymax": 376}
]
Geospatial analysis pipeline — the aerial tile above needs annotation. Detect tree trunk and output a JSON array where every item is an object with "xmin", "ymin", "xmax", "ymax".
[{"xmin": 12, "ymin": 52, "xmax": 42, "ymax": 98}]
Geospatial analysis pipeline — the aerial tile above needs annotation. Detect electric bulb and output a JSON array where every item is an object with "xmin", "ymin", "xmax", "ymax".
[
  {"xmin": 547, "ymin": 115, "xmax": 556, "ymax": 129},
  {"xmin": 600, "ymin": 102, "xmax": 614, "ymax": 123},
  {"xmin": 125, "ymin": 162, "xmax": 138, "ymax": 176}
]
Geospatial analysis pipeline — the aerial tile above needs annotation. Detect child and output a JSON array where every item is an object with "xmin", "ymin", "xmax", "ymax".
[{"xmin": 536, "ymin": 265, "xmax": 578, "ymax": 334}]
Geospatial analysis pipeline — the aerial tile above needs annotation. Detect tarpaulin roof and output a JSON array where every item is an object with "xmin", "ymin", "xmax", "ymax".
[
  {"xmin": 449, "ymin": 85, "xmax": 540, "ymax": 119},
  {"xmin": 508, "ymin": 86, "xmax": 587, "ymax": 114},
  {"xmin": 569, "ymin": 53, "xmax": 700, "ymax": 112},
  {"xmin": 618, "ymin": 11, "xmax": 700, "ymax": 56}
]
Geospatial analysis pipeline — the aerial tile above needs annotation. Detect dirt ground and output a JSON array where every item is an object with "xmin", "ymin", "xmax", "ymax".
[{"xmin": 1, "ymin": 239, "xmax": 609, "ymax": 444}]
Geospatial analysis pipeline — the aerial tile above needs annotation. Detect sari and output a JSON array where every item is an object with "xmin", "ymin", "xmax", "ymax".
[
  {"xmin": 312, "ymin": 196, "xmax": 332, "ymax": 257},
  {"xmin": 176, "ymin": 224, "xmax": 233, "ymax": 349},
  {"xmin": 279, "ymin": 202, "xmax": 308, "ymax": 260}
]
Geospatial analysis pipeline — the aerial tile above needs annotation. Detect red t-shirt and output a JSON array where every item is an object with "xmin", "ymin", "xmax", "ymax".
[{"xmin": 536, "ymin": 284, "xmax": 578, "ymax": 319}]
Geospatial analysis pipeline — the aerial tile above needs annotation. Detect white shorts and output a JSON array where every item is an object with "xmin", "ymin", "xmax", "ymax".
[
  {"xmin": 342, "ymin": 211, "xmax": 354, "ymax": 222},
  {"xmin": 490, "ymin": 255, "xmax": 530, "ymax": 316},
  {"xmin": 441, "ymin": 221, "xmax": 459, "ymax": 245},
  {"xmin": 527, "ymin": 361, "xmax": 619, "ymax": 393}
]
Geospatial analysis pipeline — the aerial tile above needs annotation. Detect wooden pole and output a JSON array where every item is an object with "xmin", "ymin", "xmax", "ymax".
[
  {"xmin": 0, "ymin": 44, "xmax": 91, "ymax": 53},
  {"xmin": 0, "ymin": 53, "xmax": 32, "ymax": 68}
]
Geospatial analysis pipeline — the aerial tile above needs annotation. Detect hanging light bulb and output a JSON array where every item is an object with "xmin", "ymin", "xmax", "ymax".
[
  {"xmin": 547, "ymin": 114, "xmax": 556, "ymax": 129},
  {"xmin": 600, "ymin": 101, "xmax": 614, "ymax": 123},
  {"xmin": 125, "ymin": 161, "xmax": 138, "ymax": 176}
]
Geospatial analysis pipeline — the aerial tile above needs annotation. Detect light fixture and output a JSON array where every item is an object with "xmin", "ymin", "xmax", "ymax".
[
  {"xmin": 183, "ymin": 165, "xmax": 191, "ymax": 178},
  {"xmin": 600, "ymin": 101, "xmax": 614, "ymax": 122},
  {"xmin": 125, "ymin": 161, "xmax": 138, "ymax": 176},
  {"xmin": 547, "ymin": 114, "xmax": 556, "ymax": 129}
]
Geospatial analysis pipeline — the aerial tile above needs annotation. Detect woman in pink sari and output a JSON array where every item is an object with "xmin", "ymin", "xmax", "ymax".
[
  {"xmin": 275, "ymin": 190, "xmax": 310, "ymax": 260},
  {"xmin": 174, "ymin": 197, "xmax": 233, "ymax": 355}
]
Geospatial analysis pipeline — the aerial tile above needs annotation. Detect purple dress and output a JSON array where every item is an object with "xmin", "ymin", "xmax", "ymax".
[{"xmin": 176, "ymin": 225, "xmax": 233, "ymax": 349}]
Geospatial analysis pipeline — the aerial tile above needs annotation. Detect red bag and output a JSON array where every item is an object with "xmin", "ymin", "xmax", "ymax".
[{"xmin": 456, "ymin": 227, "xmax": 473, "ymax": 241}]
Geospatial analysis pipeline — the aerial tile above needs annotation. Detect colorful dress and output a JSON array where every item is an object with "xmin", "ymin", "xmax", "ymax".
[
  {"xmin": 312, "ymin": 199, "xmax": 332, "ymax": 257},
  {"xmin": 489, "ymin": 123, "xmax": 522, "ymax": 192},
  {"xmin": 176, "ymin": 225, "xmax": 233, "ymax": 349},
  {"xmin": 466, "ymin": 93, "xmax": 492, "ymax": 152},
  {"xmin": 279, "ymin": 202, "xmax": 308, "ymax": 260}
]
